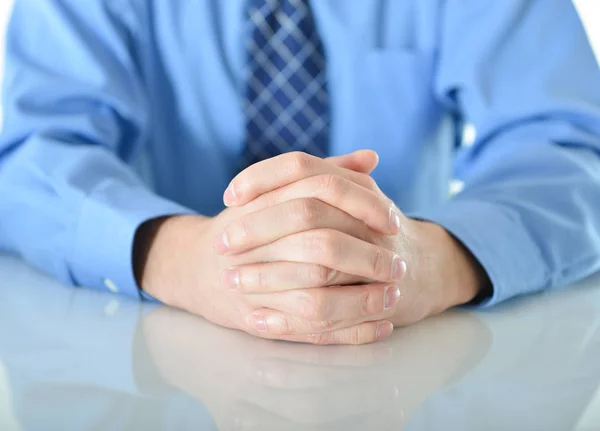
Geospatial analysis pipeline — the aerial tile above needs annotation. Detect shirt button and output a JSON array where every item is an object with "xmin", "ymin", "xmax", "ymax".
[
  {"xmin": 462, "ymin": 123, "xmax": 477, "ymax": 148},
  {"xmin": 449, "ymin": 179, "xmax": 465, "ymax": 196},
  {"xmin": 103, "ymin": 278, "xmax": 119, "ymax": 294}
]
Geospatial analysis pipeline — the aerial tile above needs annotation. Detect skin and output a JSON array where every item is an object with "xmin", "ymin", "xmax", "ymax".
[{"xmin": 135, "ymin": 150, "xmax": 488, "ymax": 345}]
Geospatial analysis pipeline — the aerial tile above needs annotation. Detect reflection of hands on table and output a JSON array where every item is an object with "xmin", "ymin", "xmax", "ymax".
[{"xmin": 141, "ymin": 306, "xmax": 491, "ymax": 430}]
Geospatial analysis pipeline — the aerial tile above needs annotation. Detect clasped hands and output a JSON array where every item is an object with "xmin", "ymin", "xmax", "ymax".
[{"xmin": 138, "ymin": 150, "xmax": 484, "ymax": 344}]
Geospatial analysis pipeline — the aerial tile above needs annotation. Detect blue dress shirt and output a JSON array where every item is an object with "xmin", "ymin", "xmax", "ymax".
[{"xmin": 1, "ymin": 0, "xmax": 599, "ymax": 307}]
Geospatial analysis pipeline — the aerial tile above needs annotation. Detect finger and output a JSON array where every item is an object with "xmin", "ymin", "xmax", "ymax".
[
  {"xmin": 246, "ymin": 284, "xmax": 400, "ymax": 323},
  {"xmin": 256, "ymin": 229, "xmax": 407, "ymax": 283},
  {"xmin": 325, "ymin": 150, "xmax": 379, "ymax": 174},
  {"xmin": 245, "ymin": 174, "xmax": 402, "ymax": 235},
  {"xmin": 276, "ymin": 321, "xmax": 394, "ymax": 345},
  {"xmin": 224, "ymin": 151, "xmax": 383, "ymax": 206},
  {"xmin": 221, "ymin": 261, "xmax": 367, "ymax": 293},
  {"xmin": 252, "ymin": 342, "xmax": 393, "ymax": 368},
  {"xmin": 216, "ymin": 197, "xmax": 378, "ymax": 255}
]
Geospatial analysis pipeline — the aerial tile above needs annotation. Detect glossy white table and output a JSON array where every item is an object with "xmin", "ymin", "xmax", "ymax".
[{"xmin": 1, "ymin": 254, "xmax": 600, "ymax": 431}]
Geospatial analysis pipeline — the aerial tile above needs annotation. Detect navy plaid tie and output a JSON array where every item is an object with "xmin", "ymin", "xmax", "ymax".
[{"xmin": 243, "ymin": 0, "xmax": 330, "ymax": 166}]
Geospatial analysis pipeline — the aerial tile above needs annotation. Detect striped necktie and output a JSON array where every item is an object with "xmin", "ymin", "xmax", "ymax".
[{"xmin": 243, "ymin": 0, "xmax": 330, "ymax": 166}]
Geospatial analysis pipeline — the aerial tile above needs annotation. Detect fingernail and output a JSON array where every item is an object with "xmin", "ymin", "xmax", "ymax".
[
  {"xmin": 392, "ymin": 257, "xmax": 407, "ymax": 281},
  {"xmin": 389, "ymin": 206, "xmax": 402, "ymax": 233},
  {"xmin": 250, "ymin": 315, "xmax": 268, "ymax": 332},
  {"xmin": 214, "ymin": 231, "xmax": 229, "ymax": 254},
  {"xmin": 223, "ymin": 183, "xmax": 237, "ymax": 206},
  {"xmin": 376, "ymin": 322, "xmax": 394, "ymax": 340},
  {"xmin": 384, "ymin": 286, "xmax": 401, "ymax": 309},
  {"xmin": 222, "ymin": 268, "xmax": 240, "ymax": 290}
]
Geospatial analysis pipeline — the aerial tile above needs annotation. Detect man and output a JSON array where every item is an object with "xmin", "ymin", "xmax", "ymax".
[{"xmin": 0, "ymin": 0, "xmax": 599, "ymax": 345}]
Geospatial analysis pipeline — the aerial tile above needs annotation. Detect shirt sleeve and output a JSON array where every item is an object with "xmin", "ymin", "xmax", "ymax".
[
  {"xmin": 0, "ymin": 0, "xmax": 193, "ymax": 298},
  {"xmin": 414, "ymin": 0, "xmax": 600, "ymax": 307}
]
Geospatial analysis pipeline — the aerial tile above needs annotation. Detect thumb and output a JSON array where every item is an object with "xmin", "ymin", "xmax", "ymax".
[{"xmin": 326, "ymin": 150, "xmax": 380, "ymax": 174}]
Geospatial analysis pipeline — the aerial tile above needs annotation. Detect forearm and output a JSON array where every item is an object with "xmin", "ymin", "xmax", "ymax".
[
  {"xmin": 427, "ymin": 0, "xmax": 600, "ymax": 306},
  {"xmin": 133, "ymin": 215, "xmax": 210, "ymax": 301},
  {"xmin": 0, "ymin": 0, "xmax": 198, "ymax": 296},
  {"xmin": 414, "ymin": 134, "xmax": 600, "ymax": 308}
]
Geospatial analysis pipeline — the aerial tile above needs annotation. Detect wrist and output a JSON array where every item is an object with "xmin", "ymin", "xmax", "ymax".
[
  {"xmin": 410, "ymin": 220, "xmax": 490, "ymax": 312},
  {"xmin": 442, "ymin": 226, "xmax": 490, "ymax": 307},
  {"xmin": 133, "ymin": 216, "xmax": 171, "ymax": 289},
  {"xmin": 133, "ymin": 215, "xmax": 210, "ymax": 298}
]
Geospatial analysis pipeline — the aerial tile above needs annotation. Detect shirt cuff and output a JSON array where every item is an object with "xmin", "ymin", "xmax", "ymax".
[
  {"xmin": 70, "ymin": 178, "xmax": 195, "ymax": 299},
  {"xmin": 410, "ymin": 199, "xmax": 550, "ymax": 308}
]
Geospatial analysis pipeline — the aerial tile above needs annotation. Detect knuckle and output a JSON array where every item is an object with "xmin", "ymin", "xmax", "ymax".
[
  {"xmin": 295, "ymin": 198, "xmax": 322, "ymax": 226},
  {"xmin": 289, "ymin": 152, "xmax": 314, "ymax": 175},
  {"xmin": 362, "ymin": 290, "xmax": 374, "ymax": 316},
  {"xmin": 230, "ymin": 218, "xmax": 251, "ymax": 245},
  {"xmin": 363, "ymin": 287, "xmax": 388, "ymax": 316},
  {"xmin": 255, "ymin": 268, "xmax": 268, "ymax": 291},
  {"xmin": 318, "ymin": 174, "xmax": 346, "ymax": 197},
  {"xmin": 359, "ymin": 174, "xmax": 379, "ymax": 192},
  {"xmin": 369, "ymin": 246, "xmax": 388, "ymax": 279},
  {"xmin": 363, "ymin": 175, "xmax": 378, "ymax": 192},
  {"xmin": 278, "ymin": 316, "xmax": 294, "ymax": 335},
  {"xmin": 317, "ymin": 173, "xmax": 335, "ymax": 191},
  {"xmin": 306, "ymin": 265, "xmax": 334, "ymax": 287}
]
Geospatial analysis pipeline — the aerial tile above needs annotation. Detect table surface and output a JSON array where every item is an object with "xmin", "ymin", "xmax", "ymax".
[{"xmin": 1, "ymin": 254, "xmax": 600, "ymax": 431}]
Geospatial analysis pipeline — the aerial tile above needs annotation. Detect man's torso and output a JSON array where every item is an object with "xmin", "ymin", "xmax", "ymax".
[{"xmin": 125, "ymin": 0, "xmax": 453, "ymax": 215}]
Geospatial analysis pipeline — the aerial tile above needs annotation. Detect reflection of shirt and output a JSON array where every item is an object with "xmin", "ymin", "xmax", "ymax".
[
  {"xmin": 0, "ymin": 258, "xmax": 217, "ymax": 430},
  {"xmin": 1, "ymin": 1, "xmax": 600, "ymax": 306}
]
